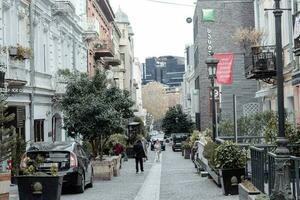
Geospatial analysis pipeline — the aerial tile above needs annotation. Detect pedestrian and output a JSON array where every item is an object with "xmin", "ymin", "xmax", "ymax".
[
  {"xmin": 154, "ymin": 139, "xmax": 161, "ymax": 162},
  {"xmin": 133, "ymin": 140, "xmax": 146, "ymax": 173},
  {"xmin": 141, "ymin": 138, "xmax": 148, "ymax": 161},
  {"xmin": 113, "ymin": 142, "xmax": 124, "ymax": 169}
]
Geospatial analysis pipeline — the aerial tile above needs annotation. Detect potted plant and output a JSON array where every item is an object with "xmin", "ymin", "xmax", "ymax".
[
  {"xmin": 182, "ymin": 140, "xmax": 192, "ymax": 159},
  {"xmin": 16, "ymin": 155, "xmax": 63, "ymax": 200},
  {"xmin": 238, "ymin": 179, "xmax": 261, "ymax": 200},
  {"xmin": 215, "ymin": 141, "xmax": 247, "ymax": 195},
  {"xmin": 16, "ymin": 45, "xmax": 32, "ymax": 60},
  {"xmin": 0, "ymin": 100, "xmax": 16, "ymax": 200}
]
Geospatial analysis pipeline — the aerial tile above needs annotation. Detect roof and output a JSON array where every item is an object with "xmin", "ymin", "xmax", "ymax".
[{"xmin": 115, "ymin": 7, "xmax": 130, "ymax": 24}]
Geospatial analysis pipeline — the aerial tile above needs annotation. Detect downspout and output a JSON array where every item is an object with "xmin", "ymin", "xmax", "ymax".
[
  {"xmin": 29, "ymin": 0, "xmax": 35, "ymax": 142},
  {"xmin": 288, "ymin": 0, "xmax": 294, "ymax": 67}
]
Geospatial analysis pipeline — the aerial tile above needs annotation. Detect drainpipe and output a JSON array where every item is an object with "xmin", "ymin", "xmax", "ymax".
[
  {"xmin": 288, "ymin": 0, "xmax": 294, "ymax": 67},
  {"xmin": 29, "ymin": 0, "xmax": 35, "ymax": 142}
]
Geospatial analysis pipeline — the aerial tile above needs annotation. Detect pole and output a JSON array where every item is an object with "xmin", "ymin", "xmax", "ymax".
[
  {"xmin": 211, "ymin": 78, "xmax": 216, "ymax": 142},
  {"xmin": 269, "ymin": 0, "xmax": 292, "ymax": 199},
  {"xmin": 233, "ymin": 94, "xmax": 237, "ymax": 144}
]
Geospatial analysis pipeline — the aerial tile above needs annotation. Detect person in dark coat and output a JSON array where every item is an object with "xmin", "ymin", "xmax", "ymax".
[{"xmin": 133, "ymin": 140, "xmax": 146, "ymax": 173}]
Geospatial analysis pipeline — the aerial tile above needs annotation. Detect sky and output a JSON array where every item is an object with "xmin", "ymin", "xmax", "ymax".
[{"xmin": 109, "ymin": 0, "xmax": 195, "ymax": 63}]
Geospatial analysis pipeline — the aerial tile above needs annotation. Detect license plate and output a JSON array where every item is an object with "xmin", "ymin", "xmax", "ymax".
[{"xmin": 39, "ymin": 163, "xmax": 58, "ymax": 168}]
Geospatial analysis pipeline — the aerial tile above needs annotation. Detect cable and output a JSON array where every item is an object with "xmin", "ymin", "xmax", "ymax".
[{"xmin": 144, "ymin": 0, "xmax": 195, "ymax": 7}]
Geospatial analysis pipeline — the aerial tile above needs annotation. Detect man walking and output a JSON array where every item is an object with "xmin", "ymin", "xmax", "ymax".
[{"xmin": 133, "ymin": 140, "xmax": 146, "ymax": 173}]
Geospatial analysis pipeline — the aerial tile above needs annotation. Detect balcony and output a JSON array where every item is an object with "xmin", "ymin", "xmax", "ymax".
[
  {"xmin": 103, "ymin": 54, "xmax": 121, "ymax": 66},
  {"xmin": 52, "ymin": 1, "xmax": 75, "ymax": 16},
  {"xmin": 94, "ymin": 39, "xmax": 115, "ymax": 59},
  {"xmin": 293, "ymin": 11, "xmax": 300, "ymax": 56},
  {"xmin": 6, "ymin": 60, "xmax": 29, "ymax": 86},
  {"xmin": 82, "ymin": 17, "xmax": 100, "ymax": 41},
  {"xmin": 244, "ymin": 46, "xmax": 276, "ymax": 80}
]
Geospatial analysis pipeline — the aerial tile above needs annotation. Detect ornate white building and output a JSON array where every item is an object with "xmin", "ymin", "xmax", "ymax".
[{"xmin": 0, "ymin": 0, "xmax": 88, "ymax": 143}]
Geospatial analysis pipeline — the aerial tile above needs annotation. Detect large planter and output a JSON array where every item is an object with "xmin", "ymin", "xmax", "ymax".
[
  {"xmin": 0, "ymin": 172, "xmax": 11, "ymax": 200},
  {"xmin": 238, "ymin": 183, "xmax": 260, "ymax": 200},
  {"xmin": 219, "ymin": 168, "xmax": 245, "ymax": 195},
  {"xmin": 184, "ymin": 148, "xmax": 191, "ymax": 159},
  {"xmin": 111, "ymin": 155, "xmax": 121, "ymax": 177},
  {"xmin": 16, "ymin": 175, "xmax": 63, "ymax": 200},
  {"xmin": 93, "ymin": 158, "xmax": 114, "ymax": 180}
]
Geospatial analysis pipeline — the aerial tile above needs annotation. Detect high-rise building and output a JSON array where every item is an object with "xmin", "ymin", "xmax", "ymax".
[{"xmin": 143, "ymin": 56, "xmax": 185, "ymax": 87}]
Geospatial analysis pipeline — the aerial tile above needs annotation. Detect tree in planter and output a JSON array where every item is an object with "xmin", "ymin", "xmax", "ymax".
[
  {"xmin": 0, "ymin": 100, "xmax": 16, "ymax": 172},
  {"xmin": 162, "ymin": 104, "xmax": 194, "ymax": 135},
  {"xmin": 60, "ymin": 70, "xmax": 134, "ymax": 160}
]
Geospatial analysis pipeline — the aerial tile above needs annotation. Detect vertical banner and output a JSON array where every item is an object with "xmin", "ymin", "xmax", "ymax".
[{"xmin": 214, "ymin": 53, "xmax": 234, "ymax": 85}]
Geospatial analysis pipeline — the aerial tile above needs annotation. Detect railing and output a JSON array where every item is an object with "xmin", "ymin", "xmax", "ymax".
[
  {"xmin": 250, "ymin": 146, "xmax": 265, "ymax": 193},
  {"xmin": 244, "ymin": 46, "xmax": 276, "ymax": 79},
  {"xmin": 94, "ymin": 39, "xmax": 115, "ymax": 58},
  {"xmin": 267, "ymin": 152, "xmax": 276, "ymax": 195},
  {"xmin": 52, "ymin": 1, "xmax": 75, "ymax": 15}
]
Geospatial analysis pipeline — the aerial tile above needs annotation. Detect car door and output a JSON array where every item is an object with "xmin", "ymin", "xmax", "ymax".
[{"xmin": 78, "ymin": 146, "xmax": 91, "ymax": 183}]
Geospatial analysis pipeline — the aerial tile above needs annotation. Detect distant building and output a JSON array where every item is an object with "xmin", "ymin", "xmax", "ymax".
[
  {"xmin": 193, "ymin": 0, "xmax": 259, "ymax": 131},
  {"xmin": 143, "ymin": 56, "xmax": 185, "ymax": 87}
]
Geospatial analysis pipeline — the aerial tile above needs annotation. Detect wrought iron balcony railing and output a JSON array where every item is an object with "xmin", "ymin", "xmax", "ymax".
[{"xmin": 244, "ymin": 46, "xmax": 276, "ymax": 80}]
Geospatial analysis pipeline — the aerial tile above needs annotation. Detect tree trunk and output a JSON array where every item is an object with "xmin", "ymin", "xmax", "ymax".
[{"xmin": 99, "ymin": 135, "xmax": 103, "ymax": 161}]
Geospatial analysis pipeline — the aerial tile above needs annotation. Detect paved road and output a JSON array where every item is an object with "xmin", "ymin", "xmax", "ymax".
[{"xmin": 10, "ymin": 145, "xmax": 238, "ymax": 200}]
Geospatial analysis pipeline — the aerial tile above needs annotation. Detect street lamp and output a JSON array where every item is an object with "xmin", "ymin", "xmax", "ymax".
[{"xmin": 205, "ymin": 54, "xmax": 219, "ymax": 142}]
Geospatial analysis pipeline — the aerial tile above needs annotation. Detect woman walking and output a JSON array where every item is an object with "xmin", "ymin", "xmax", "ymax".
[{"xmin": 154, "ymin": 139, "xmax": 161, "ymax": 162}]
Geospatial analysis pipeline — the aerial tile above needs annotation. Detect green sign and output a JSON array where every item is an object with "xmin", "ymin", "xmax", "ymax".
[{"xmin": 202, "ymin": 9, "xmax": 215, "ymax": 22}]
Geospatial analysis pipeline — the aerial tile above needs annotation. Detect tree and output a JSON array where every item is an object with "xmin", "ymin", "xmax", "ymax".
[
  {"xmin": 0, "ymin": 99, "xmax": 16, "ymax": 172},
  {"xmin": 60, "ymin": 70, "xmax": 134, "ymax": 160},
  {"xmin": 162, "ymin": 105, "xmax": 194, "ymax": 135}
]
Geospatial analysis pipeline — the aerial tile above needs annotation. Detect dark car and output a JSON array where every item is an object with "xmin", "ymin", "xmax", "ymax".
[
  {"xmin": 172, "ymin": 133, "xmax": 189, "ymax": 151},
  {"xmin": 20, "ymin": 141, "xmax": 93, "ymax": 193},
  {"xmin": 150, "ymin": 139, "xmax": 166, "ymax": 151}
]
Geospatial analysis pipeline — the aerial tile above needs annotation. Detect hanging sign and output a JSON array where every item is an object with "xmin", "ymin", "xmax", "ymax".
[{"xmin": 214, "ymin": 53, "xmax": 234, "ymax": 85}]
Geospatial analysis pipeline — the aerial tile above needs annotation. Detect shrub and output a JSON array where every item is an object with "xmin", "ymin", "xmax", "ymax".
[
  {"xmin": 215, "ymin": 141, "xmax": 247, "ymax": 169},
  {"xmin": 203, "ymin": 139, "xmax": 218, "ymax": 168}
]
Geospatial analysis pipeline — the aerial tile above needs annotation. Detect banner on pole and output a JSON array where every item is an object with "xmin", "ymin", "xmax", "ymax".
[{"xmin": 214, "ymin": 53, "xmax": 234, "ymax": 85}]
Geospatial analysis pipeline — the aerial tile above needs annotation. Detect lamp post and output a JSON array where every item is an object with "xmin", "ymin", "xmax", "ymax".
[
  {"xmin": 206, "ymin": 54, "xmax": 219, "ymax": 142},
  {"xmin": 265, "ymin": 0, "xmax": 292, "ymax": 199}
]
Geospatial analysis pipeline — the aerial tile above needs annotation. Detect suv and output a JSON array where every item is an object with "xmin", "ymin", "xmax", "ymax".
[
  {"xmin": 20, "ymin": 141, "xmax": 93, "ymax": 193},
  {"xmin": 172, "ymin": 133, "xmax": 188, "ymax": 151}
]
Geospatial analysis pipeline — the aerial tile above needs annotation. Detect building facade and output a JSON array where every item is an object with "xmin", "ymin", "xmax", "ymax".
[
  {"xmin": 253, "ymin": 0, "xmax": 297, "ymax": 124},
  {"xmin": 193, "ymin": 0, "xmax": 259, "ymax": 131},
  {"xmin": 181, "ymin": 45, "xmax": 198, "ymax": 124},
  {"xmin": 0, "ymin": 0, "xmax": 88, "ymax": 143}
]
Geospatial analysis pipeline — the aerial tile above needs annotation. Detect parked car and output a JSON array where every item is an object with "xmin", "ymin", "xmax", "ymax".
[
  {"xmin": 171, "ymin": 133, "xmax": 189, "ymax": 151},
  {"xmin": 150, "ymin": 139, "xmax": 166, "ymax": 151},
  {"xmin": 20, "ymin": 141, "xmax": 93, "ymax": 193}
]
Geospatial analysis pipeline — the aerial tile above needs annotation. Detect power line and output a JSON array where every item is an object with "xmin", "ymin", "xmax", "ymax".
[{"xmin": 144, "ymin": 0, "xmax": 195, "ymax": 7}]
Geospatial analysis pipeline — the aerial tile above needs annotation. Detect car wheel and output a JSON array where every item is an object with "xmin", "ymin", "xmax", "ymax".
[
  {"xmin": 86, "ymin": 171, "xmax": 93, "ymax": 188},
  {"xmin": 76, "ymin": 173, "xmax": 85, "ymax": 193}
]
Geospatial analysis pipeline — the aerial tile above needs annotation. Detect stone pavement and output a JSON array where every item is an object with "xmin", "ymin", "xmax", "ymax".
[{"xmin": 9, "ymin": 145, "xmax": 238, "ymax": 200}]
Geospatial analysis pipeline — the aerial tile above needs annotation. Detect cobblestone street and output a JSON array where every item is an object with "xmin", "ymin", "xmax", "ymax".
[{"xmin": 10, "ymin": 145, "xmax": 238, "ymax": 200}]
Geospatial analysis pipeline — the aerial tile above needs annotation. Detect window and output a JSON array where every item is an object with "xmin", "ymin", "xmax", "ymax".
[
  {"xmin": 195, "ymin": 76, "xmax": 200, "ymax": 89},
  {"xmin": 121, "ymin": 53, "xmax": 125, "ymax": 65},
  {"xmin": 34, "ymin": 119, "xmax": 44, "ymax": 142}
]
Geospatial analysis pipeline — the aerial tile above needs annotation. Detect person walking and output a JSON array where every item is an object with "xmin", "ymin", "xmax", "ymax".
[
  {"xmin": 133, "ymin": 140, "xmax": 146, "ymax": 173},
  {"xmin": 154, "ymin": 139, "xmax": 161, "ymax": 162},
  {"xmin": 113, "ymin": 142, "xmax": 124, "ymax": 169}
]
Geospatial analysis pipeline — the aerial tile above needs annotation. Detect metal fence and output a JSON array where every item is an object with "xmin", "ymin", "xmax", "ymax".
[
  {"xmin": 267, "ymin": 152, "xmax": 276, "ymax": 195},
  {"xmin": 250, "ymin": 146, "xmax": 265, "ymax": 193},
  {"xmin": 291, "ymin": 156, "xmax": 300, "ymax": 200}
]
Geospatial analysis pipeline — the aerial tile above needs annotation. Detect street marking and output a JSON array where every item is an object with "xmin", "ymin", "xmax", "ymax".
[{"xmin": 134, "ymin": 153, "xmax": 163, "ymax": 200}]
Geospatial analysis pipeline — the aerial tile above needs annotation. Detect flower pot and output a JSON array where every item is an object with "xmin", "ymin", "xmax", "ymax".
[
  {"xmin": 0, "ymin": 172, "xmax": 11, "ymax": 200},
  {"xmin": 9, "ymin": 47, "xmax": 17, "ymax": 56},
  {"xmin": 184, "ymin": 148, "xmax": 191, "ymax": 159},
  {"xmin": 238, "ymin": 183, "xmax": 260, "ymax": 200},
  {"xmin": 16, "ymin": 175, "xmax": 63, "ymax": 200},
  {"xmin": 219, "ymin": 168, "xmax": 245, "ymax": 195}
]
